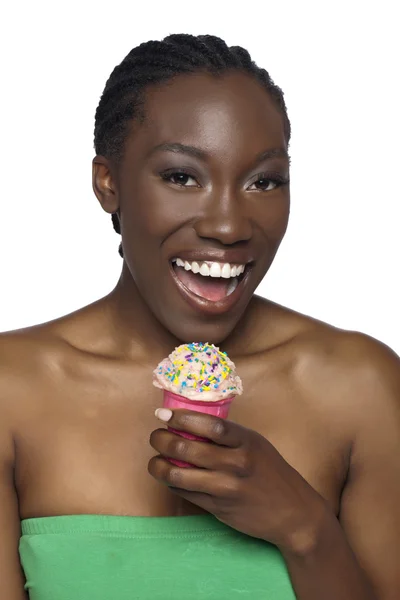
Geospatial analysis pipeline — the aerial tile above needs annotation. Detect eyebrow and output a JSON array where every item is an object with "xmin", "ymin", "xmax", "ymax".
[
  {"xmin": 148, "ymin": 142, "xmax": 208, "ymax": 160},
  {"xmin": 254, "ymin": 147, "xmax": 290, "ymax": 164},
  {"xmin": 148, "ymin": 142, "xmax": 290, "ymax": 164}
]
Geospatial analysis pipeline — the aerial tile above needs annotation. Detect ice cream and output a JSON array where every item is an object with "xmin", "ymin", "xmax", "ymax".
[
  {"xmin": 153, "ymin": 342, "xmax": 243, "ymax": 467},
  {"xmin": 153, "ymin": 342, "xmax": 243, "ymax": 401}
]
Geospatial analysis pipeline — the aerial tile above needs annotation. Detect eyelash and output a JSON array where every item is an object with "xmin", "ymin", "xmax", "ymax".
[
  {"xmin": 160, "ymin": 168, "xmax": 199, "ymax": 187},
  {"xmin": 160, "ymin": 169, "xmax": 289, "ymax": 190},
  {"xmin": 250, "ymin": 172, "xmax": 290, "ymax": 191}
]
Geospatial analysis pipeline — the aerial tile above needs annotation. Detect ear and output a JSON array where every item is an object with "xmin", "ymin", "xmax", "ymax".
[{"xmin": 92, "ymin": 156, "xmax": 119, "ymax": 214}]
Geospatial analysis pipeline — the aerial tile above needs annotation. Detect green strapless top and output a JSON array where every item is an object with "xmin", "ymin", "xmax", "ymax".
[{"xmin": 20, "ymin": 514, "xmax": 295, "ymax": 599}]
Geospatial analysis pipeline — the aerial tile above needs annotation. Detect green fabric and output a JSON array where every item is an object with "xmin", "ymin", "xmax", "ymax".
[{"xmin": 20, "ymin": 514, "xmax": 296, "ymax": 599}]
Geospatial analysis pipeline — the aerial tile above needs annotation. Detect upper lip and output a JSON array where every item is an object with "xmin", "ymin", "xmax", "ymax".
[{"xmin": 169, "ymin": 249, "xmax": 255, "ymax": 265}]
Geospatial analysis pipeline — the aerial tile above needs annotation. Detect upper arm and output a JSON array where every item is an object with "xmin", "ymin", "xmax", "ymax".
[
  {"xmin": 0, "ymin": 389, "xmax": 28, "ymax": 598},
  {"xmin": 338, "ymin": 336, "xmax": 400, "ymax": 600}
]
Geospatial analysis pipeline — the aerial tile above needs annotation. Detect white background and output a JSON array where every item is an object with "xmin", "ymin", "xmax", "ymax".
[{"xmin": 0, "ymin": 1, "xmax": 399, "ymax": 354}]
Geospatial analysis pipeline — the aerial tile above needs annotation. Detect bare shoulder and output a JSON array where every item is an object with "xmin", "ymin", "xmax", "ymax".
[
  {"xmin": 267, "ymin": 301, "xmax": 400, "ymax": 440},
  {"xmin": 257, "ymin": 298, "xmax": 399, "ymax": 416},
  {"xmin": 0, "ymin": 296, "xmax": 111, "ymax": 381},
  {"xmin": 293, "ymin": 317, "xmax": 399, "ymax": 411},
  {"xmin": 0, "ymin": 323, "xmax": 69, "ymax": 392},
  {"xmin": 0, "ymin": 302, "xmax": 102, "ymax": 418}
]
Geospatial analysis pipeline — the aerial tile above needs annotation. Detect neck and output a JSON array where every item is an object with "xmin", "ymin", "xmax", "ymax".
[
  {"xmin": 104, "ymin": 262, "xmax": 266, "ymax": 361},
  {"xmin": 105, "ymin": 262, "xmax": 180, "ymax": 360}
]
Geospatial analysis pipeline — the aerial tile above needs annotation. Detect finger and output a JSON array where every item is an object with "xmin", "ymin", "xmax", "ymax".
[
  {"xmin": 155, "ymin": 408, "xmax": 244, "ymax": 448},
  {"xmin": 167, "ymin": 487, "xmax": 220, "ymax": 515},
  {"xmin": 149, "ymin": 428, "xmax": 246, "ymax": 473},
  {"xmin": 148, "ymin": 454, "xmax": 238, "ymax": 497}
]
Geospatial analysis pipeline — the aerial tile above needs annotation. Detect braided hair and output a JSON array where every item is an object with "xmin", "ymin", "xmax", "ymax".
[{"xmin": 94, "ymin": 34, "xmax": 291, "ymax": 257}]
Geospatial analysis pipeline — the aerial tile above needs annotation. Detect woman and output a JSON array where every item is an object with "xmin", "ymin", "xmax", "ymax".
[{"xmin": 0, "ymin": 33, "xmax": 399, "ymax": 599}]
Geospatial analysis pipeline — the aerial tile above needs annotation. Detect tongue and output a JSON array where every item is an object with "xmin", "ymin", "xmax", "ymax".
[{"xmin": 175, "ymin": 268, "xmax": 232, "ymax": 302}]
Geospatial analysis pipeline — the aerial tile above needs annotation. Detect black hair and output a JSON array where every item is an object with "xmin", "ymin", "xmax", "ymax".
[{"xmin": 94, "ymin": 33, "xmax": 291, "ymax": 257}]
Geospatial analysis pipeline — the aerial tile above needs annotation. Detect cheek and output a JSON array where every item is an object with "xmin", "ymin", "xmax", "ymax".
[
  {"xmin": 121, "ymin": 182, "xmax": 198, "ymax": 240},
  {"xmin": 253, "ymin": 193, "xmax": 290, "ymax": 241}
]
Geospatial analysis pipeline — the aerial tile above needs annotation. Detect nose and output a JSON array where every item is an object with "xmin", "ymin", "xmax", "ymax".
[{"xmin": 193, "ymin": 188, "xmax": 252, "ymax": 245}]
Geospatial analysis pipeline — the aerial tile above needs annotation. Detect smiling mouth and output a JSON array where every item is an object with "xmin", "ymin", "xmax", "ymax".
[{"xmin": 170, "ymin": 258, "xmax": 252, "ymax": 313}]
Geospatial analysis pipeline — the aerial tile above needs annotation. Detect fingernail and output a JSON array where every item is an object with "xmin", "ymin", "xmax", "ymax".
[{"xmin": 155, "ymin": 408, "xmax": 173, "ymax": 422}]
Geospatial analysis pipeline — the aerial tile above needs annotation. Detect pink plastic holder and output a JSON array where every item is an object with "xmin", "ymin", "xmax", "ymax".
[{"xmin": 162, "ymin": 390, "xmax": 234, "ymax": 468}]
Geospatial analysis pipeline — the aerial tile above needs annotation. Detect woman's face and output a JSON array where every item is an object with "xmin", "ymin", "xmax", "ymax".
[{"xmin": 112, "ymin": 71, "xmax": 290, "ymax": 343}]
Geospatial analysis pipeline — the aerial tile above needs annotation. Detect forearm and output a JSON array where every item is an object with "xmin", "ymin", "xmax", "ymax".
[{"xmin": 280, "ymin": 510, "xmax": 377, "ymax": 600}]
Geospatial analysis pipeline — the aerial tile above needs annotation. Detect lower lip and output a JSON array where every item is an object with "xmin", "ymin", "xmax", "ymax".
[{"xmin": 169, "ymin": 264, "xmax": 253, "ymax": 316}]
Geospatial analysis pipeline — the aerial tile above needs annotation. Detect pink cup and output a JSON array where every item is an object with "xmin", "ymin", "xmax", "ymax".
[{"xmin": 162, "ymin": 390, "xmax": 234, "ymax": 468}]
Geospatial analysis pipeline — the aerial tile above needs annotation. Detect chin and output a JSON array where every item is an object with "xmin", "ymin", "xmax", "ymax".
[{"xmin": 160, "ymin": 311, "xmax": 245, "ymax": 346}]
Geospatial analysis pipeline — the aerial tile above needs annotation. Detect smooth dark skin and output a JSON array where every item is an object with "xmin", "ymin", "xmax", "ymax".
[{"xmin": 0, "ymin": 72, "xmax": 399, "ymax": 599}]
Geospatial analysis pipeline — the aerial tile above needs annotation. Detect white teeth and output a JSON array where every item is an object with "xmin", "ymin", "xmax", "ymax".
[
  {"xmin": 173, "ymin": 258, "xmax": 247, "ymax": 278},
  {"xmin": 209, "ymin": 263, "xmax": 222, "ymax": 277},
  {"xmin": 199, "ymin": 263, "xmax": 210, "ymax": 276},
  {"xmin": 221, "ymin": 263, "xmax": 231, "ymax": 279}
]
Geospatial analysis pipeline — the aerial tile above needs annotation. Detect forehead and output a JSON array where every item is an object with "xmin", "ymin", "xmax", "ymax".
[{"xmin": 124, "ymin": 71, "xmax": 287, "ymax": 164}]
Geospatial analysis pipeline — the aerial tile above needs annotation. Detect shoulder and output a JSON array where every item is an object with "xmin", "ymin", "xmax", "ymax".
[
  {"xmin": 258, "ymin": 297, "xmax": 399, "ymax": 389},
  {"xmin": 293, "ymin": 323, "xmax": 399, "ymax": 408},
  {"xmin": 0, "ymin": 296, "xmax": 110, "ymax": 382},
  {"xmin": 278, "ymin": 307, "xmax": 400, "ymax": 447},
  {"xmin": 0, "ymin": 327, "xmax": 51, "ymax": 471},
  {"xmin": 0, "ymin": 324, "xmax": 68, "ymax": 384},
  {"xmin": 257, "ymin": 297, "xmax": 399, "ymax": 418},
  {"xmin": 0, "ymin": 295, "xmax": 124, "ymax": 414},
  {"xmin": 0, "ymin": 315, "xmax": 89, "ymax": 423}
]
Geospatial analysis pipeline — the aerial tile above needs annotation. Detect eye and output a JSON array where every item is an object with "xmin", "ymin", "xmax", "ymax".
[
  {"xmin": 247, "ymin": 174, "xmax": 289, "ymax": 192},
  {"xmin": 161, "ymin": 170, "xmax": 199, "ymax": 188}
]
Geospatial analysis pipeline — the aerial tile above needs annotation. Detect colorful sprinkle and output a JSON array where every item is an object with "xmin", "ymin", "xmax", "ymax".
[{"xmin": 153, "ymin": 342, "xmax": 243, "ymax": 399}]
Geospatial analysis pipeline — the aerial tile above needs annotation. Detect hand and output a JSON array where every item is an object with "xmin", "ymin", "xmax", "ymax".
[{"xmin": 148, "ymin": 408, "xmax": 329, "ymax": 552}]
